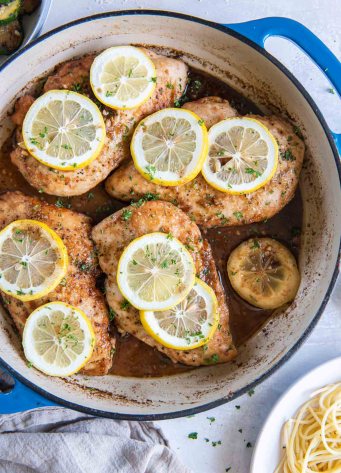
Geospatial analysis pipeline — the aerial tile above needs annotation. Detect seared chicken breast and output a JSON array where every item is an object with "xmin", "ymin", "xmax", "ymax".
[
  {"xmin": 10, "ymin": 50, "xmax": 188, "ymax": 196},
  {"xmin": 105, "ymin": 97, "xmax": 305, "ymax": 228},
  {"xmin": 0, "ymin": 191, "xmax": 113, "ymax": 375},
  {"xmin": 92, "ymin": 200, "xmax": 237, "ymax": 366}
]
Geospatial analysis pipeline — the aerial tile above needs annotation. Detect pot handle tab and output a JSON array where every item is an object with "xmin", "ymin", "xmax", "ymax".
[
  {"xmin": 0, "ymin": 365, "xmax": 58, "ymax": 414},
  {"xmin": 224, "ymin": 17, "xmax": 341, "ymax": 155}
]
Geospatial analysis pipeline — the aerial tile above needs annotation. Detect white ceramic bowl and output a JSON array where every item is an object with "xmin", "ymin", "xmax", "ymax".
[
  {"xmin": 0, "ymin": 11, "xmax": 339, "ymax": 420},
  {"xmin": 0, "ymin": 0, "xmax": 52, "ymax": 63}
]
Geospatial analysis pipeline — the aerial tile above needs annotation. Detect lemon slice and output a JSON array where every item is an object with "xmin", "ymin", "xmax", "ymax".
[
  {"xmin": 0, "ymin": 220, "xmax": 68, "ymax": 301},
  {"xmin": 227, "ymin": 237, "xmax": 300, "ymax": 309},
  {"xmin": 22, "ymin": 90, "xmax": 106, "ymax": 171},
  {"xmin": 202, "ymin": 117, "xmax": 278, "ymax": 194},
  {"xmin": 131, "ymin": 108, "xmax": 208, "ymax": 186},
  {"xmin": 140, "ymin": 278, "xmax": 219, "ymax": 350},
  {"xmin": 117, "ymin": 232, "xmax": 196, "ymax": 311},
  {"xmin": 90, "ymin": 46, "xmax": 156, "ymax": 110},
  {"xmin": 23, "ymin": 302, "xmax": 95, "ymax": 377}
]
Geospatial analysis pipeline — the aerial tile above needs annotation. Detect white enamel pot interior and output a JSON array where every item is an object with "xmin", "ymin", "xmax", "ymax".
[{"xmin": 0, "ymin": 12, "xmax": 339, "ymax": 420}]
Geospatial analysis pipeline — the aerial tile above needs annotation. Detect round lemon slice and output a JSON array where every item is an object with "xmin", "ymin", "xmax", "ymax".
[
  {"xmin": 22, "ymin": 90, "xmax": 106, "ymax": 171},
  {"xmin": 117, "ymin": 232, "xmax": 196, "ymax": 311},
  {"xmin": 140, "ymin": 278, "xmax": 219, "ymax": 350},
  {"xmin": 131, "ymin": 108, "xmax": 208, "ymax": 186},
  {"xmin": 23, "ymin": 302, "xmax": 95, "ymax": 377},
  {"xmin": 90, "ymin": 46, "xmax": 156, "ymax": 110},
  {"xmin": 202, "ymin": 117, "xmax": 278, "ymax": 194},
  {"xmin": 0, "ymin": 220, "xmax": 68, "ymax": 301},
  {"xmin": 227, "ymin": 237, "xmax": 300, "ymax": 310}
]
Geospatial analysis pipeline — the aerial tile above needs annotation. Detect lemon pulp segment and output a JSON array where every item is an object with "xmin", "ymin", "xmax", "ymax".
[
  {"xmin": 140, "ymin": 278, "xmax": 219, "ymax": 350},
  {"xmin": 202, "ymin": 117, "xmax": 278, "ymax": 194},
  {"xmin": 22, "ymin": 90, "xmax": 106, "ymax": 170},
  {"xmin": 131, "ymin": 108, "xmax": 208, "ymax": 186},
  {"xmin": 117, "ymin": 232, "xmax": 196, "ymax": 311},
  {"xmin": 23, "ymin": 301, "xmax": 95, "ymax": 377},
  {"xmin": 0, "ymin": 219, "xmax": 68, "ymax": 301}
]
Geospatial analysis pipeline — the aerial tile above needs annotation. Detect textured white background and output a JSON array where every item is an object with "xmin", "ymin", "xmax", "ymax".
[{"xmin": 42, "ymin": 2, "xmax": 340, "ymax": 472}]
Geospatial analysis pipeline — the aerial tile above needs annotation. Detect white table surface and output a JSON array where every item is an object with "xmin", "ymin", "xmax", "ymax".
[{"xmin": 41, "ymin": 1, "xmax": 340, "ymax": 472}]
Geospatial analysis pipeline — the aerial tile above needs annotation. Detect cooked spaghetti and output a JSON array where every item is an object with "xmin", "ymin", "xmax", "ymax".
[{"xmin": 275, "ymin": 383, "xmax": 341, "ymax": 473}]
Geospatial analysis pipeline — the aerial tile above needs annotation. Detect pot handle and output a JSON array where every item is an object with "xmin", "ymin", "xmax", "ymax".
[
  {"xmin": 224, "ymin": 17, "xmax": 341, "ymax": 155},
  {"xmin": 0, "ymin": 365, "xmax": 58, "ymax": 414}
]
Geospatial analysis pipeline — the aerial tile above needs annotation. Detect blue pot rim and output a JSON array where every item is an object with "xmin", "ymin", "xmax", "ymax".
[{"xmin": 0, "ymin": 9, "xmax": 339, "ymax": 421}]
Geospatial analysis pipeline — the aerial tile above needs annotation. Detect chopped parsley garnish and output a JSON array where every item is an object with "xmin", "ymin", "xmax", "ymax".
[
  {"xmin": 198, "ymin": 119, "xmax": 205, "ymax": 126},
  {"xmin": 207, "ymin": 416, "xmax": 215, "ymax": 423},
  {"xmin": 105, "ymin": 90, "xmax": 114, "ymax": 97},
  {"xmin": 246, "ymin": 442, "xmax": 252, "ymax": 448},
  {"xmin": 166, "ymin": 82, "xmax": 174, "ymax": 89},
  {"xmin": 248, "ymin": 388, "xmax": 255, "ymax": 397},
  {"xmin": 122, "ymin": 209, "xmax": 132, "ymax": 221},
  {"xmin": 130, "ymin": 192, "xmax": 159, "ymax": 208},
  {"xmin": 108, "ymin": 308, "xmax": 116, "ymax": 321},
  {"xmin": 245, "ymin": 167, "xmax": 261, "ymax": 177},
  {"xmin": 211, "ymin": 440, "xmax": 222, "ymax": 447},
  {"xmin": 29, "ymin": 137, "xmax": 41, "ymax": 147},
  {"xmin": 72, "ymin": 83, "xmax": 83, "ymax": 92},
  {"xmin": 233, "ymin": 211, "xmax": 243, "ymax": 221},
  {"xmin": 293, "ymin": 125, "xmax": 303, "ymax": 139},
  {"xmin": 150, "ymin": 77, "xmax": 157, "ymax": 83},
  {"xmin": 120, "ymin": 299, "xmax": 130, "ymax": 310},
  {"xmin": 188, "ymin": 432, "xmax": 198, "ymax": 440},
  {"xmin": 281, "ymin": 149, "xmax": 295, "ymax": 161},
  {"xmin": 327, "ymin": 87, "xmax": 335, "ymax": 94},
  {"xmin": 55, "ymin": 198, "xmax": 71, "ymax": 209},
  {"xmin": 205, "ymin": 353, "xmax": 219, "ymax": 364},
  {"xmin": 39, "ymin": 126, "xmax": 48, "ymax": 138},
  {"xmin": 216, "ymin": 211, "xmax": 228, "ymax": 224},
  {"xmin": 78, "ymin": 262, "xmax": 92, "ymax": 272},
  {"xmin": 145, "ymin": 165, "xmax": 156, "ymax": 180},
  {"xmin": 250, "ymin": 239, "xmax": 260, "ymax": 249}
]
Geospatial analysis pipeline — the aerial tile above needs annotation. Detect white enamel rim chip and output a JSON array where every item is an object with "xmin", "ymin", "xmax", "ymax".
[{"xmin": 251, "ymin": 357, "xmax": 341, "ymax": 473}]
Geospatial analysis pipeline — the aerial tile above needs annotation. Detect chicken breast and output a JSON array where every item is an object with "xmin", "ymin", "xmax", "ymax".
[
  {"xmin": 0, "ymin": 191, "xmax": 113, "ymax": 375},
  {"xmin": 10, "ymin": 50, "xmax": 188, "ymax": 197},
  {"xmin": 92, "ymin": 200, "xmax": 237, "ymax": 366},
  {"xmin": 105, "ymin": 97, "xmax": 305, "ymax": 228}
]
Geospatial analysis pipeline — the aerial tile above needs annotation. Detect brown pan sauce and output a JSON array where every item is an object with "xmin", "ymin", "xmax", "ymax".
[{"xmin": 0, "ymin": 68, "xmax": 302, "ymax": 377}]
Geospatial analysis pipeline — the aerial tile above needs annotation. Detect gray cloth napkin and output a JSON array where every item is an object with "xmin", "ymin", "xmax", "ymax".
[{"xmin": 0, "ymin": 407, "xmax": 192, "ymax": 473}]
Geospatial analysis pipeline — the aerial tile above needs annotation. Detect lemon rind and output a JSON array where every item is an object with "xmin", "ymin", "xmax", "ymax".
[
  {"xmin": 22, "ymin": 90, "xmax": 106, "ymax": 171},
  {"xmin": 131, "ymin": 108, "xmax": 209, "ymax": 187},
  {"xmin": 202, "ymin": 117, "xmax": 278, "ymax": 195},
  {"xmin": 0, "ymin": 219, "xmax": 69, "ymax": 301},
  {"xmin": 116, "ymin": 232, "xmax": 196, "ymax": 311},
  {"xmin": 90, "ymin": 46, "xmax": 157, "ymax": 110},
  {"xmin": 22, "ymin": 301, "xmax": 95, "ymax": 377},
  {"xmin": 140, "ymin": 277, "xmax": 219, "ymax": 350}
]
